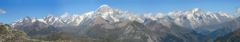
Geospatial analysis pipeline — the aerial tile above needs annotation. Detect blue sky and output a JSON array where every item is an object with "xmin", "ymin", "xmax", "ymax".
[{"xmin": 0, "ymin": 0, "xmax": 240, "ymax": 23}]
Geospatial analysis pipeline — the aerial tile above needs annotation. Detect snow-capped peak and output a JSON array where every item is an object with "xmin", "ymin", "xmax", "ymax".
[
  {"xmin": 23, "ymin": 16, "xmax": 33, "ymax": 20},
  {"xmin": 60, "ymin": 12, "xmax": 70, "ymax": 18},
  {"xmin": 96, "ymin": 4, "xmax": 116, "ymax": 14},
  {"xmin": 192, "ymin": 8, "xmax": 201, "ymax": 12},
  {"xmin": 98, "ymin": 4, "xmax": 111, "ymax": 9}
]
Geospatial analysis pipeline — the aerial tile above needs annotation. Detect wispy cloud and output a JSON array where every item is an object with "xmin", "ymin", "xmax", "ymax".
[{"xmin": 0, "ymin": 9, "xmax": 6, "ymax": 14}]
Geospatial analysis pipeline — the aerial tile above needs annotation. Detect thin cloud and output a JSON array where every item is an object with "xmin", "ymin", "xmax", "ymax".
[{"xmin": 0, "ymin": 9, "xmax": 6, "ymax": 14}]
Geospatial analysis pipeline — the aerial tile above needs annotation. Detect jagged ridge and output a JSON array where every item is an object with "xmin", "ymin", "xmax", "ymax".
[{"xmin": 10, "ymin": 5, "xmax": 240, "ymax": 42}]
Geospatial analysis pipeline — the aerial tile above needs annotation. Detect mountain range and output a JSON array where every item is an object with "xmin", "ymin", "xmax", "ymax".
[{"xmin": 9, "ymin": 5, "xmax": 240, "ymax": 42}]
